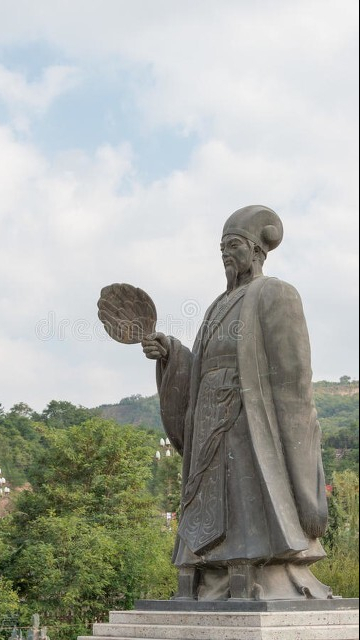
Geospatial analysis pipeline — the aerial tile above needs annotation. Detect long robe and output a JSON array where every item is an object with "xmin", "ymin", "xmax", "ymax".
[{"xmin": 156, "ymin": 276, "xmax": 328, "ymax": 568}]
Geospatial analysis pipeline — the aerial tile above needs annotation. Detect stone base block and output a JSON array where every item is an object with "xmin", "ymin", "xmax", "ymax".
[
  {"xmin": 77, "ymin": 601, "xmax": 359, "ymax": 640},
  {"xmin": 135, "ymin": 598, "xmax": 359, "ymax": 612}
]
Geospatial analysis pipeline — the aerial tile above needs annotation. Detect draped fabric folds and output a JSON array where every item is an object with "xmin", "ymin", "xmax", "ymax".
[{"xmin": 156, "ymin": 276, "xmax": 327, "ymax": 567}]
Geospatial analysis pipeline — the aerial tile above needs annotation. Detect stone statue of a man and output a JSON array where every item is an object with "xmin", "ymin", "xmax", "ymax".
[{"xmin": 142, "ymin": 205, "xmax": 331, "ymax": 601}]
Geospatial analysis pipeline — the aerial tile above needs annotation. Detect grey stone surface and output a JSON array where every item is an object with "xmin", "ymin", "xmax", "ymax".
[
  {"xmin": 98, "ymin": 283, "xmax": 157, "ymax": 344},
  {"xmin": 143, "ymin": 206, "xmax": 330, "ymax": 601},
  {"xmin": 77, "ymin": 607, "xmax": 359, "ymax": 639},
  {"xmin": 98, "ymin": 205, "xmax": 336, "ymax": 602},
  {"xmin": 110, "ymin": 608, "xmax": 359, "ymax": 625},
  {"xmin": 134, "ymin": 599, "xmax": 359, "ymax": 613}
]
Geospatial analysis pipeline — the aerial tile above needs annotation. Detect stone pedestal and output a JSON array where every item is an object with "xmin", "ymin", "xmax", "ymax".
[{"xmin": 78, "ymin": 599, "xmax": 359, "ymax": 639}]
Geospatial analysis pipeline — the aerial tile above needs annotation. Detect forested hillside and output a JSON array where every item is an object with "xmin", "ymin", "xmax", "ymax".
[
  {"xmin": 1, "ymin": 378, "xmax": 358, "ymax": 493},
  {"xmin": 0, "ymin": 378, "xmax": 358, "ymax": 638},
  {"xmin": 96, "ymin": 378, "xmax": 359, "ymax": 481},
  {"xmin": 0, "ymin": 403, "xmax": 178, "ymax": 637},
  {"xmin": 98, "ymin": 394, "xmax": 163, "ymax": 431},
  {"xmin": 313, "ymin": 379, "xmax": 359, "ymax": 481},
  {"xmin": 0, "ymin": 401, "xmax": 97, "ymax": 490}
]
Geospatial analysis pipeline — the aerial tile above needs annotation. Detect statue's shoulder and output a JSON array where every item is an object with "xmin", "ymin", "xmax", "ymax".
[
  {"xmin": 253, "ymin": 277, "xmax": 304, "ymax": 318},
  {"xmin": 257, "ymin": 276, "xmax": 301, "ymax": 298}
]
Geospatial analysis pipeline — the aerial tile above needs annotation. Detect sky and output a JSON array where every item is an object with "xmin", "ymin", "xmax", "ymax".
[{"xmin": 0, "ymin": 0, "xmax": 358, "ymax": 412}]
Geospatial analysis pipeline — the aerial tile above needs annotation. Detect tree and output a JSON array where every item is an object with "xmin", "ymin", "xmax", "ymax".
[
  {"xmin": 0, "ymin": 411, "xmax": 44, "ymax": 486},
  {"xmin": 9, "ymin": 403, "xmax": 34, "ymax": 418},
  {"xmin": 0, "ymin": 518, "xmax": 20, "ymax": 628},
  {"xmin": 312, "ymin": 470, "xmax": 359, "ymax": 597},
  {"xmin": 0, "ymin": 576, "xmax": 19, "ymax": 620},
  {"xmin": 23, "ymin": 417, "xmax": 155, "ymax": 518},
  {"xmin": 0, "ymin": 418, "xmax": 177, "ymax": 638},
  {"xmin": 98, "ymin": 394, "xmax": 163, "ymax": 430},
  {"xmin": 40, "ymin": 400, "xmax": 95, "ymax": 429}
]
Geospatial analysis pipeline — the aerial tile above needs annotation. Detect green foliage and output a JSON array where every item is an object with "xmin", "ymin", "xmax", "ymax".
[
  {"xmin": 0, "ymin": 400, "xmax": 97, "ymax": 487},
  {"xmin": 312, "ymin": 470, "xmax": 359, "ymax": 597},
  {"xmin": 313, "ymin": 553, "xmax": 359, "ymax": 598},
  {"xmin": 313, "ymin": 383, "xmax": 359, "ymax": 481},
  {"xmin": 0, "ymin": 576, "xmax": 19, "ymax": 619},
  {"xmin": 98, "ymin": 394, "xmax": 163, "ymax": 430},
  {"xmin": 0, "ymin": 407, "xmax": 44, "ymax": 486},
  {"xmin": 0, "ymin": 383, "xmax": 358, "ymax": 638},
  {"xmin": 25, "ymin": 418, "xmax": 154, "ymax": 516},
  {"xmin": 315, "ymin": 392, "xmax": 358, "ymax": 422},
  {"xmin": 40, "ymin": 400, "xmax": 97, "ymax": 429},
  {"xmin": 96, "ymin": 384, "xmax": 359, "ymax": 479},
  {"xmin": 0, "ymin": 417, "xmax": 177, "ymax": 638},
  {"xmin": 9, "ymin": 514, "xmax": 120, "ymax": 619},
  {"xmin": 313, "ymin": 377, "xmax": 358, "ymax": 389}
]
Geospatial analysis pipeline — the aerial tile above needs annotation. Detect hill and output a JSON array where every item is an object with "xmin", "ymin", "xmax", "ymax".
[
  {"xmin": 96, "ymin": 379, "xmax": 359, "ymax": 429},
  {"xmin": 1, "ymin": 378, "xmax": 358, "ymax": 490},
  {"xmin": 95, "ymin": 379, "xmax": 359, "ymax": 482},
  {"xmin": 97, "ymin": 393, "xmax": 163, "ymax": 431},
  {"xmin": 313, "ymin": 377, "xmax": 359, "ymax": 396},
  {"xmin": 313, "ymin": 380, "xmax": 359, "ymax": 481}
]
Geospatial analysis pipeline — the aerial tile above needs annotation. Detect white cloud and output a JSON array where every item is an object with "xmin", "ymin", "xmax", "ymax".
[
  {"xmin": 0, "ymin": 0, "xmax": 358, "ymax": 410},
  {"xmin": 0, "ymin": 64, "xmax": 80, "ymax": 131},
  {"xmin": 0, "ymin": 125, "xmax": 358, "ymax": 410},
  {"xmin": 2, "ymin": 1, "xmax": 357, "ymax": 133},
  {"xmin": 0, "ymin": 64, "xmax": 79, "ymax": 112}
]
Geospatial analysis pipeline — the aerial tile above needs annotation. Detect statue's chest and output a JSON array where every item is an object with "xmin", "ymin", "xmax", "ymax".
[{"xmin": 203, "ymin": 296, "xmax": 244, "ymax": 360}]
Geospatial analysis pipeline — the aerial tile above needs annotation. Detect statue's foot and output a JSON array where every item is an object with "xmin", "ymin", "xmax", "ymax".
[
  {"xmin": 172, "ymin": 567, "xmax": 199, "ymax": 600},
  {"xmin": 198, "ymin": 568, "xmax": 229, "ymax": 601},
  {"xmin": 174, "ymin": 562, "xmax": 332, "ymax": 601},
  {"xmin": 228, "ymin": 563, "xmax": 333, "ymax": 600},
  {"xmin": 286, "ymin": 564, "xmax": 333, "ymax": 599}
]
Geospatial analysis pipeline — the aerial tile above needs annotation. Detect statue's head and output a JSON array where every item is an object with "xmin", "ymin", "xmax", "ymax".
[
  {"xmin": 222, "ymin": 205, "xmax": 283, "ymax": 254},
  {"xmin": 221, "ymin": 205, "xmax": 283, "ymax": 290}
]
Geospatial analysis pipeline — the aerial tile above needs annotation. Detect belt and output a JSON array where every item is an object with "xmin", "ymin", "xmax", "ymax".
[{"xmin": 201, "ymin": 355, "xmax": 237, "ymax": 376}]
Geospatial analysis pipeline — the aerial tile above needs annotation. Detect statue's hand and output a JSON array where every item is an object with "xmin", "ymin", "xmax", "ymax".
[{"xmin": 141, "ymin": 332, "xmax": 170, "ymax": 360}]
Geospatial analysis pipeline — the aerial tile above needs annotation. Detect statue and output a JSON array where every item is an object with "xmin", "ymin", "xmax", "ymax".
[{"xmin": 98, "ymin": 205, "xmax": 331, "ymax": 602}]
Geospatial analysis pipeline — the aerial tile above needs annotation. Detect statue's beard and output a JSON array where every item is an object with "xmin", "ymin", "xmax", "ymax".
[
  {"xmin": 225, "ymin": 264, "xmax": 238, "ymax": 292},
  {"xmin": 225, "ymin": 262, "xmax": 254, "ymax": 292}
]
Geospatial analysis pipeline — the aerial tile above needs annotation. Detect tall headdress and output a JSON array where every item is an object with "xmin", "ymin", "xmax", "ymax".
[{"xmin": 222, "ymin": 205, "xmax": 283, "ymax": 255}]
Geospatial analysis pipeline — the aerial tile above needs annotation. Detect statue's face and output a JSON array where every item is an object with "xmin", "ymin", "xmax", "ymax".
[{"xmin": 220, "ymin": 234, "xmax": 254, "ymax": 277}]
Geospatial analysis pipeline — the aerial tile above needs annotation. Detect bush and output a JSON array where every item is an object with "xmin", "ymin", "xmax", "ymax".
[{"xmin": 312, "ymin": 470, "xmax": 359, "ymax": 597}]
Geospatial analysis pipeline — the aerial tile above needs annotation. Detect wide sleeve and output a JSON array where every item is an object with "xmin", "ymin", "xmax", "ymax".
[
  {"xmin": 259, "ymin": 279, "xmax": 328, "ymax": 538},
  {"xmin": 156, "ymin": 337, "xmax": 193, "ymax": 456}
]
